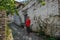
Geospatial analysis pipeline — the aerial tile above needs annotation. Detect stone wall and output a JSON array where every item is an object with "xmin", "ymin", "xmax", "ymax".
[
  {"xmin": 20, "ymin": 0, "xmax": 60, "ymax": 37},
  {"xmin": 58, "ymin": 0, "xmax": 60, "ymax": 15},
  {"xmin": 13, "ymin": 12, "xmax": 24, "ymax": 25},
  {"xmin": 44, "ymin": 16, "xmax": 60, "ymax": 36},
  {"xmin": 25, "ymin": 0, "xmax": 58, "ymax": 32},
  {"xmin": 0, "ymin": 10, "xmax": 6, "ymax": 40}
]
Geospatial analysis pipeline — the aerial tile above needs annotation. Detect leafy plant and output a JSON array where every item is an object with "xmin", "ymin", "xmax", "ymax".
[
  {"xmin": 46, "ymin": 37, "xmax": 56, "ymax": 40},
  {"xmin": 37, "ymin": 0, "xmax": 45, "ymax": 6},
  {"xmin": 5, "ymin": 24, "xmax": 14, "ymax": 40},
  {"xmin": 0, "ymin": 0, "xmax": 19, "ymax": 40},
  {"xmin": 41, "ymin": 1, "xmax": 45, "ymax": 6},
  {"xmin": 0, "ymin": 0, "xmax": 18, "ymax": 15}
]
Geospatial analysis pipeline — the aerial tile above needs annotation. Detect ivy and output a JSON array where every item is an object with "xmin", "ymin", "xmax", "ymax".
[
  {"xmin": 37, "ymin": 0, "xmax": 45, "ymax": 6},
  {"xmin": 0, "ymin": 0, "xmax": 18, "ymax": 15}
]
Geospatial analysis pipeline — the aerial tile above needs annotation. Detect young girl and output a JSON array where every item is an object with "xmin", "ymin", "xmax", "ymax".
[{"xmin": 25, "ymin": 16, "xmax": 31, "ymax": 35}]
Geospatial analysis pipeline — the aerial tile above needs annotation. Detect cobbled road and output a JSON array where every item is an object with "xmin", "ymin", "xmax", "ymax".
[{"xmin": 9, "ymin": 22, "xmax": 44, "ymax": 40}]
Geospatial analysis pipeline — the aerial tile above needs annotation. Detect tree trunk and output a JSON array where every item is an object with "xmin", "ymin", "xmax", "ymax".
[{"xmin": 0, "ymin": 10, "xmax": 6, "ymax": 40}]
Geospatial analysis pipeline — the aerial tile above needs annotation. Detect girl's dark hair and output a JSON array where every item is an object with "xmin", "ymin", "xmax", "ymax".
[{"xmin": 26, "ymin": 14, "xmax": 28, "ymax": 16}]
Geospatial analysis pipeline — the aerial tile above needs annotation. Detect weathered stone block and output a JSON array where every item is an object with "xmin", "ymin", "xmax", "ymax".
[
  {"xmin": 0, "ymin": 26, "xmax": 2, "ymax": 29},
  {"xmin": 0, "ymin": 10, "xmax": 6, "ymax": 40},
  {"xmin": 0, "ymin": 14, "xmax": 3, "ymax": 18}
]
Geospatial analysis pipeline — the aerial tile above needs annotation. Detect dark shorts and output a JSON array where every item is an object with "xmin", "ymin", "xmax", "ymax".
[{"xmin": 26, "ymin": 27, "xmax": 31, "ymax": 33}]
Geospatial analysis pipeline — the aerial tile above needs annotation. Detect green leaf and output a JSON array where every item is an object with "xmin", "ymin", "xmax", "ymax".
[
  {"xmin": 15, "ymin": 10, "xmax": 19, "ymax": 16},
  {"xmin": 41, "ymin": 1, "xmax": 45, "ymax": 6},
  {"xmin": 0, "ymin": 0, "xmax": 19, "ymax": 15},
  {"xmin": 37, "ymin": 0, "xmax": 45, "ymax": 6}
]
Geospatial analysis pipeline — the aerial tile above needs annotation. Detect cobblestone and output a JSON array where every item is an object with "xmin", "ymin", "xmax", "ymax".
[{"xmin": 9, "ymin": 23, "xmax": 44, "ymax": 40}]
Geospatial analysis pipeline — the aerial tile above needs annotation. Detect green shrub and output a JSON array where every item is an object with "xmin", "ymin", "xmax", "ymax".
[{"xmin": 46, "ymin": 37, "xmax": 56, "ymax": 40}]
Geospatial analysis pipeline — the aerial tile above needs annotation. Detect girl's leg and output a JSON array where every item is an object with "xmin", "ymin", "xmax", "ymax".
[{"xmin": 26, "ymin": 27, "xmax": 30, "ymax": 35}]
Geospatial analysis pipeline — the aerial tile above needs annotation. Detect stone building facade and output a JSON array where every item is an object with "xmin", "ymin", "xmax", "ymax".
[
  {"xmin": 20, "ymin": 0, "xmax": 60, "ymax": 37},
  {"xmin": 21, "ymin": 0, "xmax": 57, "ymax": 28},
  {"xmin": 13, "ymin": 0, "xmax": 60, "ymax": 37}
]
